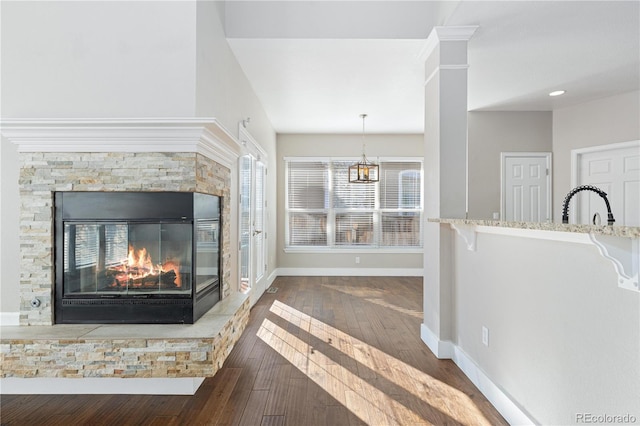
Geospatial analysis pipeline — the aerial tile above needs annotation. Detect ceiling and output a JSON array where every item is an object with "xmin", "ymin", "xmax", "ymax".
[{"xmin": 225, "ymin": 1, "xmax": 640, "ymax": 134}]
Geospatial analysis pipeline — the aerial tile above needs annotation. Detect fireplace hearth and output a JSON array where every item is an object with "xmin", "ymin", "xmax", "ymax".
[{"xmin": 54, "ymin": 191, "xmax": 221, "ymax": 324}]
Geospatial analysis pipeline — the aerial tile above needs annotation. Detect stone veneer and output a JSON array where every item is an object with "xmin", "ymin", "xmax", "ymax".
[
  {"xmin": 0, "ymin": 295, "xmax": 249, "ymax": 379},
  {"xmin": 19, "ymin": 152, "xmax": 232, "ymax": 325}
]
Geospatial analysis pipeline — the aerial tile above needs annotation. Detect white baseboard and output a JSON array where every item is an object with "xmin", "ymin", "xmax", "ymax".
[
  {"xmin": 266, "ymin": 269, "xmax": 278, "ymax": 288},
  {"xmin": 0, "ymin": 377, "xmax": 205, "ymax": 395},
  {"xmin": 420, "ymin": 324, "xmax": 535, "ymax": 426},
  {"xmin": 276, "ymin": 267, "xmax": 423, "ymax": 277},
  {"xmin": 0, "ymin": 312, "xmax": 20, "ymax": 326},
  {"xmin": 420, "ymin": 323, "xmax": 454, "ymax": 359}
]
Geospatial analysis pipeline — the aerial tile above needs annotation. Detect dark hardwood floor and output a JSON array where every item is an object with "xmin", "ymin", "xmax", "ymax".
[{"xmin": 1, "ymin": 276, "xmax": 507, "ymax": 425}]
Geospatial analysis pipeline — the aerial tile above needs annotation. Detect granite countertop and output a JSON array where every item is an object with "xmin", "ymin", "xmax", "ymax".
[{"xmin": 429, "ymin": 218, "xmax": 640, "ymax": 238}]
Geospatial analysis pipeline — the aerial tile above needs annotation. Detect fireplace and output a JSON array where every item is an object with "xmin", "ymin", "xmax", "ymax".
[{"xmin": 54, "ymin": 191, "xmax": 221, "ymax": 324}]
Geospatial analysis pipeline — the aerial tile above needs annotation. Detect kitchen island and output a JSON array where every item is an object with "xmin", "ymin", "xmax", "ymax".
[{"xmin": 422, "ymin": 217, "xmax": 640, "ymax": 425}]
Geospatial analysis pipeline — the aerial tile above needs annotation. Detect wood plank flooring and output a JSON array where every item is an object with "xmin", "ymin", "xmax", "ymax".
[{"xmin": 1, "ymin": 276, "xmax": 507, "ymax": 426}]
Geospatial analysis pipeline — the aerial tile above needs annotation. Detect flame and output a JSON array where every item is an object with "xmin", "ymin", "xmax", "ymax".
[
  {"xmin": 127, "ymin": 246, "xmax": 155, "ymax": 278},
  {"xmin": 109, "ymin": 245, "xmax": 181, "ymax": 288}
]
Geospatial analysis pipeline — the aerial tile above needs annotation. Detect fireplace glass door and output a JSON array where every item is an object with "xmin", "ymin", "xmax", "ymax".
[
  {"xmin": 63, "ymin": 222, "xmax": 193, "ymax": 296},
  {"xmin": 195, "ymin": 218, "xmax": 219, "ymax": 294}
]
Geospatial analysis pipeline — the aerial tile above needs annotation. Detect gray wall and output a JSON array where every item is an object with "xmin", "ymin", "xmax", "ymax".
[
  {"xmin": 276, "ymin": 133, "xmax": 423, "ymax": 272},
  {"xmin": 552, "ymin": 90, "xmax": 640, "ymax": 221},
  {"xmin": 453, "ymin": 231, "xmax": 639, "ymax": 424},
  {"xmin": 467, "ymin": 111, "xmax": 553, "ymax": 220},
  {"xmin": 453, "ymin": 92, "xmax": 640, "ymax": 423}
]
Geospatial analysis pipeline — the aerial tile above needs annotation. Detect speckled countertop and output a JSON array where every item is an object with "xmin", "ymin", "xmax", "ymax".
[{"xmin": 428, "ymin": 218, "xmax": 640, "ymax": 238}]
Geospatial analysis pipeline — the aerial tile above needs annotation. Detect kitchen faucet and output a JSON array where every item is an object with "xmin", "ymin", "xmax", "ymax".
[{"xmin": 561, "ymin": 185, "xmax": 615, "ymax": 225}]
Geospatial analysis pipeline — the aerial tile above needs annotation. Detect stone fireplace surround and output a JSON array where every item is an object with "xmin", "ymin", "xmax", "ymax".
[{"xmin": 0, "ymin": 119, "xmax": 250, "ymax": 394}]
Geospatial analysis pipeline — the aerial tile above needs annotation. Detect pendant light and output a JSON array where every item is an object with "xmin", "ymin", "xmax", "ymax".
[{"xmin": 348, "ymin": 114, "xmax": 379, "ymax": 183}]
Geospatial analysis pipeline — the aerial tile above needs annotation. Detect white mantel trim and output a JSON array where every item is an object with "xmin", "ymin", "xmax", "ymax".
[{"xmin": 0, "ymin": 118, "xmax": 242, "ymax": 168}]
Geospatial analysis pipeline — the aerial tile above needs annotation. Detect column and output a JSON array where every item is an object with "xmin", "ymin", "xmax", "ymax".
[{"xmin": 422, "ymin": 26, "xmax": 477, "ymax": 358}]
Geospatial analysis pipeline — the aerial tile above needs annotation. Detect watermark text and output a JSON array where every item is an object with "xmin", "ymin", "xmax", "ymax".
[{"xmin": 576, "ymin": 413, "xmax": 637, "ymax": 424}]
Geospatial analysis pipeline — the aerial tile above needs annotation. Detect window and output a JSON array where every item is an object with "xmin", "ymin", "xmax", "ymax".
[{"xmin": 285, "ymin": 158, "xmax": 423, "ymax": 249}]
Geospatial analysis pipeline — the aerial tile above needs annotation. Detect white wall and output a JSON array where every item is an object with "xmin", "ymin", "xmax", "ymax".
[
  {"xmin": 1, "ymin": 1, "xmax": 197, "ymax": 118},
  {"xmin": 452, "ymin": 231, "xmax": 639, "ymax": 424},
  {"xmin": 194, "ymin": 0, "xmax": 278, "ymax": 284},
  {"xmin": 0, "ymin": 1, "xmax": 277, "ymax": 316},
  {"xmin": 552, "ymin": 91, "xmax": 640, "ymax": 221},
  {"xmin": 276, "ymin": 133, "xmax": 423, "ymax": 273},
  {"xmin": 0, "ymin": 139, "xmax": 20, "ymax": 318},
  {"xmin": 467, "ymin": 111, "xmax": 552, "ymax": 220}
]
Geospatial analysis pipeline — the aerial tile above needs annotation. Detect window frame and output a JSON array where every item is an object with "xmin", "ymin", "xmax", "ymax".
[{"xmin": 284, "ymin": 156, "xmax": 423, "ymax": 253}]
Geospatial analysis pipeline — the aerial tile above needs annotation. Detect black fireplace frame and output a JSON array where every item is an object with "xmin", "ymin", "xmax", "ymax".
[{"xmin": 54, "ymin": 191, "xmax": 222, "ymax": 324}]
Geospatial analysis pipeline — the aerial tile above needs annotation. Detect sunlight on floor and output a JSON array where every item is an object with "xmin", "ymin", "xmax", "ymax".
[
  {"xmin": 321, "ymin": 284, "xmax": 423, "ymax": 319},
  {"xmin": 257, "ymin": 300, "xmax": 492, "ymax": 426}
]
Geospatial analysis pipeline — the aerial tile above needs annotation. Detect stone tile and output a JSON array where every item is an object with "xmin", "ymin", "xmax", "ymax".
[
  {"xmin": 17, "ymin": 151, "xmax": 233, "ymax": 325},
  {"xmin": 1, "ymin": 291, "xmax": 250, "ymax": 379}
]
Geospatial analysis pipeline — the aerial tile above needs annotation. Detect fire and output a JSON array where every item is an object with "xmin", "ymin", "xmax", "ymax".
[
  {"xmin": 161, "ymin": 260, "xmax": 182, "ymax": 287},
  {"xmin": 127, "ymin": 247, "xmax": 155, "ymax": 278},
  {"xmin": 108, "ymin": 245, "xmax": 181, "ymax": 288}
]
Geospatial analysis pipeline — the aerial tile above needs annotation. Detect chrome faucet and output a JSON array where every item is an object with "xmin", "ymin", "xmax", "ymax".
[{"xmin": 561, "ymin": 185, "xmax": 615, "ymax": 225}]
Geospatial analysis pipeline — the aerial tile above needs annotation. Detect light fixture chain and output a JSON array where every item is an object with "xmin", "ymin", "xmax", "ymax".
[
  {"xmin": 361, "ymin": 114, "xmax": 367, "ymax": 158},
  {"xmin": 349, "ymin": 113, "xmax": 379, "ymax": 184}
]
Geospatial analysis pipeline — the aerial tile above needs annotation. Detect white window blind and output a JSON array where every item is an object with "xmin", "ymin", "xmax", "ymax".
[
  {"xmin": 287, "ymin": 161, "xmax": 329, "ymax": 246},
  {"xmin": 380, "ymin": 162, "xmax": 422, "ymax": 247},
  {"xmin": 380, "ymin": 162, "xmax": 421, "ymax": 209},
  {"xmin": 65, "ymin": 224, "xmax": 129, "ymax": 272},
  {"xmin": 335, "ymin": 213, "xmax": 375, "ymax": 246},
  {"xmin": 104, "ymin": 224, "xmax": 128, "ymax": 267},
  {"xmin": 332, "ymin": 160, "xmax": 376, "ymax": 209},
  {"xmin": 286, "ymin": 158, "xmax": 423, "ymax": 249},
  {"xmin": 74, "ymin": 224, "xmax": 99, "ymax": 268}
]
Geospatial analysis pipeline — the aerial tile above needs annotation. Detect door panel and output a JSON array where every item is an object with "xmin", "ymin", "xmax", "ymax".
[
  {"xmin": 577, "ymin": 143, "xmax": 640, "ymax": 226},
  {"xmin": 511, "ymin": 185, "xmax": 523, "ymax": 220},
  {"xmin": 503, "ymin": 154, "xmax": 550, "ymax": 222}
]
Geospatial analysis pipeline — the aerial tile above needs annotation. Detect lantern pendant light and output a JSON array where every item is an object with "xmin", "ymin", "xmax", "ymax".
[{"xmin": 348, "ymin": 114, "xmax": 379, "ymax": 183}]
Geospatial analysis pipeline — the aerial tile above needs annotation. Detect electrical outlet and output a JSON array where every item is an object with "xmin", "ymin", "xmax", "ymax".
[
  {"xmin": 355, "ymin": 256, "xmax": 360, "ymax": 264},
  {"xmin": 482, "ymin": 326, "xmax": 489, "ymax": 346}
]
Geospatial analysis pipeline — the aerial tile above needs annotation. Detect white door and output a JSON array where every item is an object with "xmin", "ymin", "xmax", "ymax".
[
  {"xmin": 239, "ymin": 155, "xmax": 253, "ymax": 295},
  {"xmin": 574, "ymin": 141, "xmax": 640, "ymax": 226},
  {"xmin": 238, "ymin": 154, "xmax": 268, "ymax": 307},
  {"xmin": 253, "ymin": 161, "xmax": 266, "ymax": 291},
  {"xmin": 501, "ymin": 152, "xmax": 551, "ymax": 222}
]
